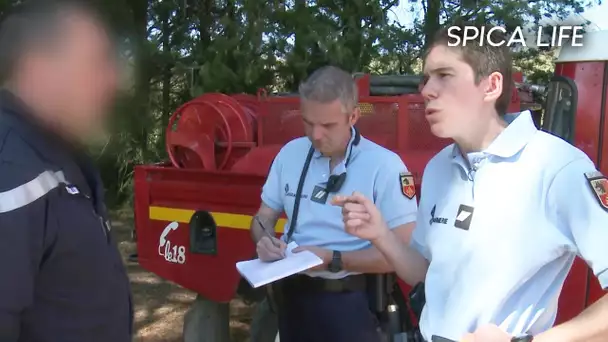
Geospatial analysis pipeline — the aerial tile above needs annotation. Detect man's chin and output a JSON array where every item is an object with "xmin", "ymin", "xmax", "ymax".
[
  {"xmin": 428, "ymin": 122, "xmax": 452, "ymax": 139},
  {"xmin": 313, "ymin": 144, "xmax": 327, "ymax": 154}
]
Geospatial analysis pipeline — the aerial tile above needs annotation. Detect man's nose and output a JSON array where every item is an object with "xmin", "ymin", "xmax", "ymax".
[
  {"xmin": 311, "ymin": 126, "xmax": 324, "ymax": 141},
  {"xmin": 421, "ymin": 80, "xmax": 438, "ymax": 100}
]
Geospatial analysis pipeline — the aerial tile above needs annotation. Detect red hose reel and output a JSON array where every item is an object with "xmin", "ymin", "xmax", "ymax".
[{"xmin": 165, "ymin": 93, "xmax": 257, "ymax": 170}]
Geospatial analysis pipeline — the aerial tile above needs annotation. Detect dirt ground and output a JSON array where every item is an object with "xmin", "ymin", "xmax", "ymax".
[{"xmin": 112, "ymin": 212, "xmax": 255, "ymax": 342}]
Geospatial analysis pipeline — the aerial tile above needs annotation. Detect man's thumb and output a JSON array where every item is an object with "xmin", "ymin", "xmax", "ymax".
[{"xmin": 274, "ymin": 237, "xmax": 287, "ymax": 247}]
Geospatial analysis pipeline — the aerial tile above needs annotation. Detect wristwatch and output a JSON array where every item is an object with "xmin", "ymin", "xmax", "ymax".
[
  {"xmin": 511, "ymin": 335, "xmax": 533, "ymax": 342},
  {"xmin": 328, "ymin": 250, "xmax": 342, "ymax": 272}
]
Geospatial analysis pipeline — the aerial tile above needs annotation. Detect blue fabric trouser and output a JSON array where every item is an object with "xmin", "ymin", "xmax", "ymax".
[{"xmin": 277, "ymin": 289, "xmax": 383, "ymax": 342}]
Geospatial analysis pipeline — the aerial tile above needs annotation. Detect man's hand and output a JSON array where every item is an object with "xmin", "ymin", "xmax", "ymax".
[
  {"xmin": 256, "ymin": 236, "xmax": 287, "ymax": 262},
  {"xmin": 460, "ymin": 324, "xmax": 512, "ymax": 342},
  {"xmin": 293, "ymin": 246, "xmax": 332, "ymax": 271},
  {"xmin": 331, "ymin": 191, "xmax": 391, "ymax": 242}
]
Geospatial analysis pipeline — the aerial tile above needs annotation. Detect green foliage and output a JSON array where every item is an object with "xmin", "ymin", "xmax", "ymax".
[
  {"xmin": 513, "ymin": 49, "xmax": 558, "ymax": 85},
  {"xmin": 0, "ymin": 0, "xmax": 589, "ymax": 209}
]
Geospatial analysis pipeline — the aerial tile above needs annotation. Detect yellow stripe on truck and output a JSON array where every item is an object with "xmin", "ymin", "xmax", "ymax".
[{"xmin": 148, "ymin": 206, "xmax": 286, "ymax": 232}]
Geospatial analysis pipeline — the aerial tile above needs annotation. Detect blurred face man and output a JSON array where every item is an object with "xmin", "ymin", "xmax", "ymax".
[
  {"xmin": 420, "ymin": 24, "xmax": 512, "ymax": 152},
  {"xmin": 301, "ymin": 98, "xmax": 359, "ymax": 157},
  {"xmin": 14, "ymin": 7, "xmax": 117, "ymax": 143}
]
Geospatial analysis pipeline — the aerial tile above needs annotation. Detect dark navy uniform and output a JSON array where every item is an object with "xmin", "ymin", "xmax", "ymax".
[{"xmin": 0, "ymin": 90, "xmax": 133, "ymax": 342}]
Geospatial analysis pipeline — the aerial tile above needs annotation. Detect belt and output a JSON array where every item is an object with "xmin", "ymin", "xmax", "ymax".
[
  {"xmin": 266, "ymin": 274, "xmax": 368, "ymax": 313},
  {"xmin": 280, "ymin": 273, "xmax": 368, "ymax": 293}
]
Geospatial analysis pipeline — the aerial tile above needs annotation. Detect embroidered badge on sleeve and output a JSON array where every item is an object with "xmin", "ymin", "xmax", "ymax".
[
  {"xmin": 585, "ymin": 171, "xmax": 608, "ymax": 212},
  {"xmin": 400, "ymin": 172, "xmax": 416, "ymax": 199}
]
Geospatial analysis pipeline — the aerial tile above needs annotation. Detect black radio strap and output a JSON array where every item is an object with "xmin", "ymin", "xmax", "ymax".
[{"xmin": 284, "ymin": 145, "xmax": 315, "ymax": 243}]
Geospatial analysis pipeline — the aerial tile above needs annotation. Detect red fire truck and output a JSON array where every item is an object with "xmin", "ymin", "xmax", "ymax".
[{"xmin": 132, "ymin": 30, "xmax": 607, "ymax": 339}]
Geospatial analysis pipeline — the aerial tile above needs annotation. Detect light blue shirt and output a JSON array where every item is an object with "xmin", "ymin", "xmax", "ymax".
[
  {"xmin": 411, "ymin": 110, "xmax": 608, "ymax": 340},
  {"xmin": 261, "ymin": 127, "xmax": 418, "ymax": 279}
]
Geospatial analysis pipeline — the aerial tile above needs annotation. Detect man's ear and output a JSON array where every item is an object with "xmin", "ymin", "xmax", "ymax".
[
  {"xmin": 350, "ymin": 106, "xmax": 361, "ymax": 125},
  {"xmin": 483, "ymin": 71, "xmax": 503, "ymax": 103}
]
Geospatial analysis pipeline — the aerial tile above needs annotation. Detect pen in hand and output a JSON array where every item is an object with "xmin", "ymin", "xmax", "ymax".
[{"xmin": 255, "ymin": 215, "xmax": 286, "ymax": 258}]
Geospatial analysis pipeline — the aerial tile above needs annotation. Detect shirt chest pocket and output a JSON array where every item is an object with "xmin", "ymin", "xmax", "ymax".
[
  {"xmin": 427, "ymin": 226, "xmax": 469, "ymax": 262},
  {"xmin": 45, "ymin": 187, "xmax": 128, "ymax": 307},
  {"xmin": 51, "ymin": 187, "xmax": 119, "ymax": 271},
  {"xmin": 422, "ymin": 204, "xmax": 470, "ymax": 263},
  {"xmin": 462, "ymin": 196, "xmax": 565, "ymax": 275}
]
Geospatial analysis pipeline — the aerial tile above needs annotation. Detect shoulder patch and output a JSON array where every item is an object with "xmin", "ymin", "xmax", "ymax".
[
  {"xmin": 585, "ymin": 171, "xmax": 608, "ymax": 211},
  {"xmin": 399, "ymin": 172, "xmax": 415, "ymax": 199}
]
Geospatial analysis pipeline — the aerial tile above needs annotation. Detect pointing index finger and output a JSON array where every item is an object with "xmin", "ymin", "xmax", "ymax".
[
  {"xmin": 349, "ymin": 191, "xmax": 371, "ymax": 206},
  {"xmin": 331, "ymin": 194, "xmax": 348, "ymax": 206}
]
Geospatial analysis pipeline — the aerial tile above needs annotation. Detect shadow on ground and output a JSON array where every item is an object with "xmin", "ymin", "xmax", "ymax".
[{"xmin": 112, "ymin": 212, "xmax": 255, "ymax": 342}]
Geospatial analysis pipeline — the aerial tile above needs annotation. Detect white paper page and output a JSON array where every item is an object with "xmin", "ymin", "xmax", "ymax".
[{"xmin": 235, "ymin": 242, "xmax": 323, "ymax": 288}]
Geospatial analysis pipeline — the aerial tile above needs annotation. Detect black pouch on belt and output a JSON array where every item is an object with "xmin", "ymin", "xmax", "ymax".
[{"xmin": 409, "ymin": 282, "xmax": 426, "ymax": 321}]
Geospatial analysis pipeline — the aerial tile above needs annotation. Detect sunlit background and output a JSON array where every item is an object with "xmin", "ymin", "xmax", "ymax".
[{"xmin": 390, "ymin": 1, "xmax": 608, "ymax": 30}]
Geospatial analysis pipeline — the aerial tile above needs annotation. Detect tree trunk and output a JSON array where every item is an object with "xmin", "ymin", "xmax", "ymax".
[
  {"xmin": 423, "ymin": 0, "xmax": 442, "ymax": 49},
  {"xmin": 160, "ymin": 2, "xmax": 172, "ymax": 146},
  {"xmin": 129, "ymin": 0, "xmax": 153, "ymax": 160}
]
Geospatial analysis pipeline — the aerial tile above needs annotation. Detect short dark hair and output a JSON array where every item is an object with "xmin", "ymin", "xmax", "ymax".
[
  {"xmin": 0, "ymin": 0, "xmax": 104, "ymax": 83},
  {"xmin": 426, "ymin": 23, "xmax": 513, "ymax": 116}
]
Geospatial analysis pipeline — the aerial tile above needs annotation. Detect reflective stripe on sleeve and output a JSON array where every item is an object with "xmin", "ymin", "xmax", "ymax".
[{"xmin": 0, "ymin": 170, "xmax": 66, "ymax": 213}]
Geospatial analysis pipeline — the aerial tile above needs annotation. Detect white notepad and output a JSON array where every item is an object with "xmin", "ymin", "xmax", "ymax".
[{"xmin": 236, "ymin": 242, "xmax": 323, "ymax": 288}]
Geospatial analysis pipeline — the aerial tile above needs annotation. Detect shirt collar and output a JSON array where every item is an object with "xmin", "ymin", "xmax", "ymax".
[
  {"xmin": 451, "ymin": 110, "xmax": 538, "ymax": 159},
  {"xmin": 0, "ymin": 89, "xmax": 99, "ymax": 201},
  {"xmin": 0, "ymin": 89, "xmax": 76, "ymax": 161}
]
